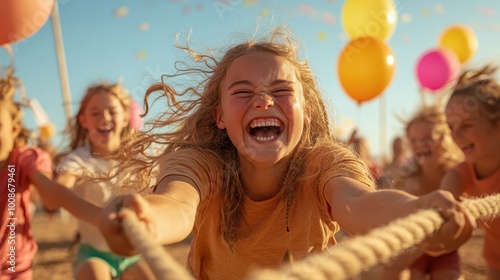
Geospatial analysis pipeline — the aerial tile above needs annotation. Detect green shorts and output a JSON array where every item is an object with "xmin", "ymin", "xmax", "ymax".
[{"xmin": 73, "ymin": 243, "xmax": 141, "ymax": 278}]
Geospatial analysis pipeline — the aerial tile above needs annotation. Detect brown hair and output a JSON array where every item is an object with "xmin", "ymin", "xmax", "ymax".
[
  {"xmin": 62, "ymin": 82, "xmax": 133, "ymax": 153},
  {"xmin": 448, "ymin": 64, "xmax": 500, "ymax": 124},
  {"xmin": 117, "ymin": 27, "xmax": 371, "ymax": 247}
]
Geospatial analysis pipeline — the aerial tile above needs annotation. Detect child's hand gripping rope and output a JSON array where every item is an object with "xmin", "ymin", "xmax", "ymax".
[
  {"xmin": 100, "ymin": 194, "xmax": 195, "ymax": 280},
  {"xmin": 249, "ymin": 193, "xmax": 500, "ymax": 280}
]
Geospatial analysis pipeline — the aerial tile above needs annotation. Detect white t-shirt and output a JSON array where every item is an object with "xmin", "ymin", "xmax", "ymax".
[{"xmin": 57, "ymin": 145, "xmax": 135, "ymax": 251}]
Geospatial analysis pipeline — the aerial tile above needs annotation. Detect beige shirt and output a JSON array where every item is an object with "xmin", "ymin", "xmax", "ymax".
[{"xmin": 159, "ymin": 145, "xmax": 372, "ymax": 280}]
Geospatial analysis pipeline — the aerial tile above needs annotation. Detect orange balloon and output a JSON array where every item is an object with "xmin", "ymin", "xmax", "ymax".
[
  {"xmin": 337, "ymin": 37, "xmax": 396, "ymax": 104},
  {"xmin": 0, "ymin": 0, "xmax": 55, "ymax": 45}
]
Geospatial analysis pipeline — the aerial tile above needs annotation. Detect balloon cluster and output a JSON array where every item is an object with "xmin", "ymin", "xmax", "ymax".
[
  {"xmin": 416, "ymin": 25, "xmax": 478, "ymax": 92},
  {"xmin": 337, "ymin": 0, "xmax": 397, "ymax": 105}
]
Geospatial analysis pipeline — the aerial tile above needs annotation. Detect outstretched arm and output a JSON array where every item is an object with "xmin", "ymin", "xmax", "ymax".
[
  {"xmin": 100, "ymin": 175, "xmax": 200, "ymax": 256},
  {"xmin": 325, "ymin": 177, "xmax": 475, "ymax": 255},
  {"xmin": 29, "ymin": 170, "xmax": 101, "ymax": 227}
]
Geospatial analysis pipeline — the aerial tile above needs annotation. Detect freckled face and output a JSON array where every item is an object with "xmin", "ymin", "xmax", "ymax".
[{"xmin": 214, "ymin": 52, "xmax": 307, "ymax": 165}]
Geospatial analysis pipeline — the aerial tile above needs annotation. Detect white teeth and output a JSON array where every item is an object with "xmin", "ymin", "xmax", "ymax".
[
  {"xmin": 249, "ymin": 118, "xmax": 281, "ymax": 128},
  {"xmin": 254, "ymin": 135, "xmax": 277, "ymax": 141}
]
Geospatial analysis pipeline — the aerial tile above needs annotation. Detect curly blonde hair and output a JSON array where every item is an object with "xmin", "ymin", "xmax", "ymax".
[
  {"xmin": 0, "ymin": 70, "xmax": 30, "ymax": 147},
  {"xmin": 117, "ymin": 27, "xmax": 371, "ymax": 247},
  {"xmin": 405, "ymin": 105, "xmax": 464, "ymax": 176}
]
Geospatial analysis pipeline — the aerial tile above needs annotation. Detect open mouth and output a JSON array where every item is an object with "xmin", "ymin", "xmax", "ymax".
[
  {"xmin": 416, "ymin": 150, "xmax": 432, "ymax": 160},
  {"xmin": 98, "ymin": 128, "xmax": 113, "ymax": 137},
  {"xmin": 460, "ymin": 143, "xmax": 474, "ymax": 153},
  {"xmin": 247, "ymin": 118, "xmax": 284, "ymax": 142},
  {"xmin": 96, "ymin": 121, "xmax": 114, "ymax": 137}
]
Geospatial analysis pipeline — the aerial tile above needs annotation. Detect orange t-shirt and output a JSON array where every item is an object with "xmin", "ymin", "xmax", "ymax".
[
  {"xmin": 0, "ymin": 147, "xmax": 52, "ymax": 279},
  {"xmin": 158, "ymin": 146, "xmax": 373, "ymax": 280},
  {"xmin": 454, "ymin": 162, "xmax": 500, "ymax": 269}
]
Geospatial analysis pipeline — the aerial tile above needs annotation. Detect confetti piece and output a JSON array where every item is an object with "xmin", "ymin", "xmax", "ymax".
[
  {"xmin": 114, "ymin": 6, "xmax": 129, "ymax": 18},
  {"xmin": 299, "ymin": 4, "xmax": 315, "ymax": 16},
  {"xmin": 260, "ymin": 8, "xmax": 269, "ymax": 17},
  {"xmin": 400, "ymin": 13, "xmax": 412, "ymax": 23},
  {"xmin": 478, "ymin": 7, "xmax": 494, "ymax": 17},
  {"xmin": 139, "ymin": 23, "xmax": 149, "ymax": 32},
  {"xmin": 435, "ymin": 4, "xmax": 445, "ymax": 14},
  {"xmin": 317, "ymin": 32, "xmax": 328, "ymax": 41},
  {"xmin": 182, "ymin": 5, "xmax": 191, "ymax": 14},
  {"xmin": 322, "ymin": 11, "xmax": 335, "ymax": 25},
  {"xmin": 195, "ymin": 3, "xmax": 204, "ymax": 11},
  {"xmin": 420, "ymin": 8, "xmax": 430, "ymax": 17},
  {"xmin": 243, "ymin": 0, "xmax": 259, "ymax": 8},
  {"xmin": 137, "ymin": 51, "xmax": 148, "ymax": 60}
]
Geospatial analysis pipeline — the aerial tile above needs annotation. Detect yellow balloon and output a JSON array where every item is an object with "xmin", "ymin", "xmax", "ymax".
[
  {"xmin": 438, "ymin": 25, "xmax": 478, "ymax": 64},
  {"xmin": 337, "ymin": 37, "xmax": 396, "ymax": 104},
  {"xmin": 341, "ymin": 0, "xmax": 398, "ymax": 41},
  {"xmin": 39, "ymin": 123, "xmax": 55, "ymax": 140}
]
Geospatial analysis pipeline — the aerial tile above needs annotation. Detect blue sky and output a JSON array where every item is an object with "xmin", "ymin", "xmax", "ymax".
[{"xmin": 1, "ymin": 0, "xmax": 500, "ymax": 161}]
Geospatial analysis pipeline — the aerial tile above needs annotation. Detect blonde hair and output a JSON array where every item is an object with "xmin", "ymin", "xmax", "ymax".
[
  {"xmin": 405, "ymin": 105, "xmax": 463, "ymax": 176},
  {"xmin": 117, "ymin": 27, "xmax": 372, "ymax": 247},
  {"xmin": 0, "ymin": 70, "xmax": 30, "ymax": 147},
  {"xmin": 449, "ymin": 64, "xmax": 500, "ymax": 124}
]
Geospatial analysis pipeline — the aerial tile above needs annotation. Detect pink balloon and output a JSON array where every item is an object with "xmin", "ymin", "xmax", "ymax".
[
  {"xmin": 129, "ymin": 100, "xmax": 143, "ymax": 131},
  {"xmin": 416, "ymin": 48, "xmax": 460, "ymax": 91}
]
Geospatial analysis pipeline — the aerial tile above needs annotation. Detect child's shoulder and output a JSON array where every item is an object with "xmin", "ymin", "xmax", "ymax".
[
  {"xmin": 16, "ymin": 145, "xmax": 50, "ymax": 162},
  {"xmin": 10, "ymin": 145, "xmax": 52, "ymax": 175},
  {"xmin": 64, "ymin": 145, "xmax": 91, "ymax": 159}
]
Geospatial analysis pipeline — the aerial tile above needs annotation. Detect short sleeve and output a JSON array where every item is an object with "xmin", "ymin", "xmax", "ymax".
[
  {"xmin": 305, "ymin": 145, "xmax": 374, "ymax": 213},
  {"xmin": 156, "ymin": 148, "xmax": 222, "ymax": 200},
  {"xmin": 57, "ymin": 151, "xmax": 85, "ymax": 177},
  {"xmin": 18, "ymin": 147, "xmax": 53, "ymax": 177}
]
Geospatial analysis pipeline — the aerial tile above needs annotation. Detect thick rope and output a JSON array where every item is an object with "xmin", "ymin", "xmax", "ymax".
[
  {"xmin": 120, "ymin": 208, "xmax": 195, "ymax": 280},
  {"xmin": 248, "ymin": 193, "xmax": 500, "ymax": 280},
  {"xmin": 119, "ymin": 194, "xmax": 500, "ymax": 280}
]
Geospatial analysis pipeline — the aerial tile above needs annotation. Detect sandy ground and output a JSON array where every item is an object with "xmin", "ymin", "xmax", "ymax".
[{"xmin": 32, "ymin": 211, "xmax": 487, "ymax": 280}]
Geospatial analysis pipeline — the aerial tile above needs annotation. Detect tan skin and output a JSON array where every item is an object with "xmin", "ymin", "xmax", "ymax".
[
  {"xmin": 443, "ymin": 95, "xmax": 500, "ymax": 280},
  {"xmin": 51, "ymin": 91, "xmax": 155, "ymax": 280},
  {"xmin": 404, "ymin": 120, "xmax": 462, "ymax": 280},
  {"xmin": 0, "ymin": 104, "xmax": 101, "ymax": 226},
  {"xmin": 99, "ymin": 53, "xmax": 475, "ymax": 279}
]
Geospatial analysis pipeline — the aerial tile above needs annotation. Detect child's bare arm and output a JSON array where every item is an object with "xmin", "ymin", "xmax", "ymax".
[
  {"xmin": 29, "ymin": 170, "xmax": 101, "ymax": 226},
  {"xmin": 100, "ymin": 175, "xmax": 199, "ymax": 256},
  {"xmin": 325, "ymin": 177, "xmax": 475, "ymax": 255},
  {"xmin": 440, "ymin": 169, "xmax": 465, "ymax": 200}
]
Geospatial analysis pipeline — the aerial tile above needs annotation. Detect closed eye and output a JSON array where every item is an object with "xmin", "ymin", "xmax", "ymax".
[
  {"xmin": 232, "ymin": 89, "xmax": 253, "ymax": 95},
  {"xmin": 272, "ymin": 88, "xmax": 293, "ymax": 96}
]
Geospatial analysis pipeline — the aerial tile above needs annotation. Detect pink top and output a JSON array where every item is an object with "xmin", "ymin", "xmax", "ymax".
[
  {"xmin": 0, "ymin": 147, "xmax": 52, "ymax": 278},
  {"xmin": 454, "ymin": 162, "xmax": 500, "ymax": 269}
]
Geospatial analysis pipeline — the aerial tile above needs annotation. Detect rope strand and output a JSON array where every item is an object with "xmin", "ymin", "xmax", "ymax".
[
  {"xmin": 248, "ymin": 193, "xmax": 500, "ymax": 280},
  {"xmin": 119, "ymin": 194, "xmax": 500, "ymax": 280},
  {"xmin": 120, "ymin": 208, "xmax": 195, "ymax": 280}
]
